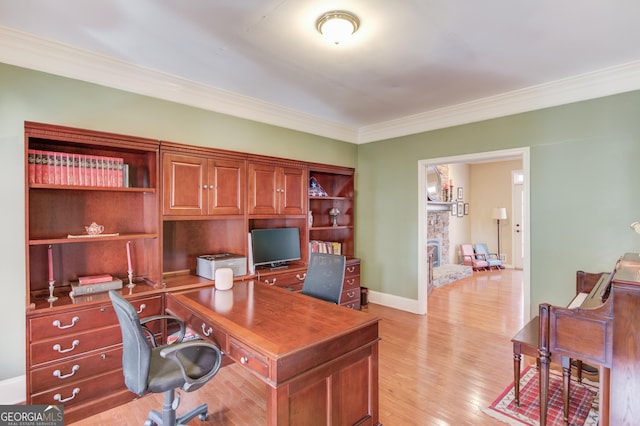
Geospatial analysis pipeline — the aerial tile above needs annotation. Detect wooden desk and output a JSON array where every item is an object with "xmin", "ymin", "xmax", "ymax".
[{"xmin": 165, "ymin": 281, "xmax": 381, "ymax": 425}]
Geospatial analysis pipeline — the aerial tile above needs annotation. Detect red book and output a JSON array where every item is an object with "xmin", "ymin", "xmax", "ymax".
[
  {"xmin": 78, "ymin": 274, "xmax": 114, "ymax": 286},
  {"xmin": 27, "ymin": 149, "xmax": 36, "ymax": 184}
]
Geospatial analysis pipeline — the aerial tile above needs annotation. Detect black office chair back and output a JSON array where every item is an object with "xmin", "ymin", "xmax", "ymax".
[
  {"xmin": 110, "ymin": 290, "xmax": 151, "ymax": 395},
  {"xmin": 302, "ymin": 253, "xmax": 346, "ymax": 304}
]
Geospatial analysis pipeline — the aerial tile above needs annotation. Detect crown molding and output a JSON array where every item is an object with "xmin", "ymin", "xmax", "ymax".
[
  {"xmin": 0, "ymin": 26, "xmax": 358, "ymax": 143},
  {"xmin": 2, "ymin": 26, "xmax": 639, "ymax": 145},
  {"xmin": 358, "ymin": 60, "xmax": 640, "ymax": 143}
]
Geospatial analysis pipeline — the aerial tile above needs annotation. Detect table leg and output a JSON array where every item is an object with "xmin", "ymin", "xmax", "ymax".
[{"xmin": 513, "ymin": 351, "xmax": 522, "ymax": 406}]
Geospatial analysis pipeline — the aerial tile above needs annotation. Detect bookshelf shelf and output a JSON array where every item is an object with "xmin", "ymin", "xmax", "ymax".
[
  {"xmin": 310, "ymin": 225, "xmax": 353, "ymax": 231},
  {"xmin": 29, "ymin": 184, "xmax": 155, "ymax": 193},
  {"xmin": 29, "ymin": 233, "xmax": 159, "ymax": 246}
]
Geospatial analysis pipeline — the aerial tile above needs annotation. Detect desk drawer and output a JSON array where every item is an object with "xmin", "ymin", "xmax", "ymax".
[
  {"xmin": 258, "ymin": 269, "xmax": 307, "ymax": 290},
  {"xmin": 345, "ymin": 262, "xmax": 360, "ymax": 277},
  {"xmin": 30, "ymin": 369, "xmax": 126, "ymax": 408},
  {"xmin": 29, "ymin": 295, "xmax": 162, "ymax": 341},
  {"xmin": 166, "ymin": 300, "xmax": 228, "ymax": 351},
  {"xmin": 30, "ymin": 346, "xmax": 123, "ymax": 394},
  {"xmin": 31, "ymin": 326, "xmax": 121, "ymax": 366},
  {"xmin": 340, "ymin": 288, "xmax": 360, "ymax": 304},
  {"xmin": 229, "ymin": 337, "xmax": 269, "ymax": 379}
]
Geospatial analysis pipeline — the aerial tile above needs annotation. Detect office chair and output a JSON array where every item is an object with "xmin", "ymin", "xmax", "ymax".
[
  {"xmin": 302, "ymin": 253, "xmax": 346, "ymax": 304},
  {"xmin": 109, "ymin": 291, "xmax": 223, "ymax": 426}
]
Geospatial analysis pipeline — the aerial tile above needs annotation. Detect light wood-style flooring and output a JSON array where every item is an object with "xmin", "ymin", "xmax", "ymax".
[{"xmin": 72, "ymin": 269, "xmax": 524, "ymax": 425}]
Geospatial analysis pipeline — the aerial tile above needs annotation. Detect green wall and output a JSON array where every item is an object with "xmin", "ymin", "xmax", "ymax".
[
  {"xmin": 3, "ymin": 61, "xmax": 640, "ymax": 382},
  {"xmin": 0, "ymin": 63, "xmax": 356, "ymax": 380},
  {"xmin": 357, "ymin": 91, "xmax": 640, "ymax": 309}
]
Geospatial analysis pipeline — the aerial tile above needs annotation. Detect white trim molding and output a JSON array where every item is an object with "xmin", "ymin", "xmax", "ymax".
[
  {"xmin": 2, "ymin": 25, "xmax": 640, "ymax": 145},
  {"xmin": 0, "ymin": 375, "xmax": 25, "ymax": 405}
]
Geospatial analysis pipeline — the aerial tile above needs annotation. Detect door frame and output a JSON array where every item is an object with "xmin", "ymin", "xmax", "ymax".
[{"xmin": 418, "ymin": 147, "xmax": 531, "ymax": 318}]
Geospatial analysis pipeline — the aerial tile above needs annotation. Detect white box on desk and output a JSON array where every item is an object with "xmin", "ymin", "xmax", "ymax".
[{"xmin": 196, "ymin": 253, "xmax": 247, "ymax": 279}]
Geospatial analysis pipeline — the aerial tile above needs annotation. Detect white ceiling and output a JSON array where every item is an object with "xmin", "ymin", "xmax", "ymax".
[{"xmin": 2, "ymin": 0, "xmax": 640, "ymax": 143}]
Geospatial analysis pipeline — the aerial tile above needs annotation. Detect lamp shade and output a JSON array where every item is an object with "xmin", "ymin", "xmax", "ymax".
[{"xmin": 492, "ymin": 207, "xmax": 507, "ymax": 220}]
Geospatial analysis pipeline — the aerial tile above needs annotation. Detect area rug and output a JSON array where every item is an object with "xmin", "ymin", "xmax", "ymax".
[
  {"xmin": 482, "ymin": 365, "xmax": 599, "ymax": 426},
  {"xmin": 432, "ymin": 264, "xmax": 473, "ymax": 287}
]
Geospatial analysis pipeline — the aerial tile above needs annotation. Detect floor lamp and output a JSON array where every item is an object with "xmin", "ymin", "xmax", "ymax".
[{"xmin": 492, "ymin": 207, "xmax": 507, "ymax": 259}]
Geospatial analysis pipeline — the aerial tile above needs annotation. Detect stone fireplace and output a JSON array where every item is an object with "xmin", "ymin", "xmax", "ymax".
[{"xmin": 427, "ymin": 238, "xmax": 442, "ymax": 267}]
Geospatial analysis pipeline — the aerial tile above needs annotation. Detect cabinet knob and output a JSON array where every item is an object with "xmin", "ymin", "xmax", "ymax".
[
  {"xmin": 53, "ymin": 339, "xmax": 80, "ymax": 354},
  {"xmin": 54, "ymin": 388, "xmax": 80, "ymax": 403},
  {"xmin": 136, "ymin": 303, "xmax": 146, "ymax": 314},
  {"xmin": 203, "ymin": 184, "xmax": 209, "ymax": 189},
  {"xmin": 52, "ymin": 316, "xmax": 79, "ymax": 330},
  {"xmin": 240, "ymin": 356, "xmax": 249, "ymax": 364},
  {"xmin": 201, "ymin": 323, "xmax": 213, "ymax": 337},
  {"xmin": 53, "ymin": 365, "xmax": 79, "ymax": 379}
]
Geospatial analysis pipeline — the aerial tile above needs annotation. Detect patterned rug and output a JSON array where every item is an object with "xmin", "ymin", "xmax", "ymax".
[
  {"xmin": 432, "ymin": 264, "xmax": 473, "ymax": 287},
  {"xmin": 482, "ymin": 365, "xmax": 599, "ymax": 426}
]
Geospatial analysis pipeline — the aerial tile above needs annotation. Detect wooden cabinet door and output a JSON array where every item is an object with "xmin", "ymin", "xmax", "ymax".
[
  {"xmin": 280, "ymin": 167, "xmax": 305, "ymax": 215},
  {"xmin": 163, "ymin": 153, "xmax": 205, "ymax": 215},
  {"xmin": 248, "ymin": 162, "xmax": 279, "ymax": 215},
  {"xmin": 207, "ymin": 158, "xmax": 245, "ymax": 215},
  {"xmin": 248, "ymin": 163, "xmax": 305, "ymax": 215}
]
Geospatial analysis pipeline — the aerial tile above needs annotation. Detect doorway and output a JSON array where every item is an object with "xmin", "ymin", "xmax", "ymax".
[{"xmin": 418, "ymin": 147, "xmax": 530, "ymax": 318}]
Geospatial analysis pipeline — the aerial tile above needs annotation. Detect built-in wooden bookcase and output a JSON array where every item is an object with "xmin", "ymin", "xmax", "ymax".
[
  {"xmin": 308, "ymin": 165, "xmax": 355, "ymax": 258},
  {"xmin": 25, "ymin": 122, "xmax": 160, "ymax": 309}
]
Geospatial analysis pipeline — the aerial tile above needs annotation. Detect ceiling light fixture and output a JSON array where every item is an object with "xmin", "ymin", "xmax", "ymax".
[{"xmin": 316, "ymin": 11, "xmax": 359, "ymax": 45}]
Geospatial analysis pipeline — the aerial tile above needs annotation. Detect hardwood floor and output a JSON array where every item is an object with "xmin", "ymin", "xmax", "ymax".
[{"xmin": 71, "ymin": 269, "xmax": 524, "ymax": 425}]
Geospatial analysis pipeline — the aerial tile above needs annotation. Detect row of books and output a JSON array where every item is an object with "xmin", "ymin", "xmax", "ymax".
[
  {"xmin": 309, "ymin": 240, "xmax": 342, "ymax": 255},
  {"xmin": 27, "ymin": 149, "xmax": 130, "ymax": 187}
]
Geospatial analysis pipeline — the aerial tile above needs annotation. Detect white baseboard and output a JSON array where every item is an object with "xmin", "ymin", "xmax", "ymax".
[
  {"xmin": 368, "ymin": 290, "xmax": 423, "ymax": 314},
  {"xmin": 0, "ymin": 375, "xmax": 25, "ymax": 404}
]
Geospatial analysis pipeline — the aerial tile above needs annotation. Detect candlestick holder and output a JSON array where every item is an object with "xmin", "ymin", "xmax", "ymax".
[
  {"xmin": 127, "ymin": 270, "xmax": 135, "ymax": 289},
  {"xmin": 47, "ymin": 280, "xmax": 58, "ymax": 303}
]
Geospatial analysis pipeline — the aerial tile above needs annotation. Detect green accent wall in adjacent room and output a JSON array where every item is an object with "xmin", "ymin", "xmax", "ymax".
[{"xmin": 356, "ymin": 90, "xmax": 640, "ymax": 311}]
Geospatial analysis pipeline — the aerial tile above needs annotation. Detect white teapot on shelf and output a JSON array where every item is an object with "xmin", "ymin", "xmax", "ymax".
[{"xmin": 85, "ymin": 222, "xmax": 104, "ymax": 236}]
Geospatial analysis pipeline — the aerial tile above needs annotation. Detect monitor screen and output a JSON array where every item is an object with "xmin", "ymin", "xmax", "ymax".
[{"xmin": 251, "ymin": 227, "xmax": 301, "ymax": 269}]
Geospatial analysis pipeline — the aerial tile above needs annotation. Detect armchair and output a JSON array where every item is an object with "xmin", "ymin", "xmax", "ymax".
[
  {"xmin": 460, "ymin": 244, "xmax": 489, "ymax": 271},
  {"xmin": 473, "ymin": 243, "xmax": 503, "ymax": 269},
  {"xmin": 109, "ymin": 290, "xmax": 223, "ymax": 426},
  {"xmin": 302, "ymin": 253, "xmax": 346, "ymax": 304}
]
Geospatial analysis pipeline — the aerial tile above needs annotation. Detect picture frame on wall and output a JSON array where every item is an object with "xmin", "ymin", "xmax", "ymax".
[
  {"xmin": 451, "ymin": 203, "xmax": 457, "ymax": 216},
  {"xmin": 457, "ymin": 187, "xmax": 463, "ymax": 200},
  {"xmin": 457, "ymin": 201, "xmax": 464, "ymax": 217},
  {"xmin": 464, "ymin": 203, "xmax": 469, "ymax": 215}
]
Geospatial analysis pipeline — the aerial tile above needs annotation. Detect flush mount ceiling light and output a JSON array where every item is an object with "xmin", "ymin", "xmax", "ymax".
[{"xmin": 316, "ymin": 11, "xmax": 360, "ymax": 45}]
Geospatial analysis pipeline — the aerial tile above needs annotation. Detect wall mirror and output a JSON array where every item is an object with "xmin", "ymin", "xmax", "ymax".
[{"xmin": 426, "ymin": 165, "xmax": 442, "ymax": 201}]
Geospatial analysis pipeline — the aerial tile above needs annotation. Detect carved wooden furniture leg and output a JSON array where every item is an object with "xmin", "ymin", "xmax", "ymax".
[
  {"xmin": 513, "ymin": 352, "xmax": 522, "ymax": 406},
  {"xmin": 539, "ymin": 305, "xmax": 551, "ymax": 426},
  {"xmin": 562, "ymin": 356, "xmax": 571, "ymax": 425}
]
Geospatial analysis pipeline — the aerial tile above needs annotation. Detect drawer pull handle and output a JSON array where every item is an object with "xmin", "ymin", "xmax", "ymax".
[
  {"xmin": 346, "ymin": 279, "xmax": 355, "ymax": 285},
  {"xmin": 347, "ymin": 266, "xmax": 355, "ymax": 273},
  {"xmin": 52, "ymin": 316, "xmax": 79, "ymax": 330},
  {"xmin": 264, "ymin": 278, "xmax": 276, "ymax": 286},
  {"xmin": 53, "ymin": 365, "xmax": 79, "ymax": 379},
  {"xmin": 54, "ymin": 387, "xmax": 80, "ymax": 403},
  {"xmin": 53, "ymin": 340, "xmax": 80, "ymax": 354},
  {"xmin": 201, "ymin": 323, "xmax": 213, "ymax": 337},
  {"xmin": 296, "ymin": 273, "xmax": 306, "ymax": 281},
  {"xmin": 240, "ymin": 356, "xmax": 249, "ymax": 364},
  {"xmin": 347, "ymin": 291, "xmax": 356, "ymax": 298},
  {"xmin": 136, "ymin": 303, "xmax": 146, "ymax": 314}
]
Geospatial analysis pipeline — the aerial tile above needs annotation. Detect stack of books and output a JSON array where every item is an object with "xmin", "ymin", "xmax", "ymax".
[
  {"xmin": 70, "ymin": 274, "xmax": 123, "ymax": 296},
  {"xmin": 27, "ymin": 149, "xmax": 129, "ymax": 188},
  {"xmin": 309, "ymin": 240, "xmax": 342, "ymax": 255}
]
